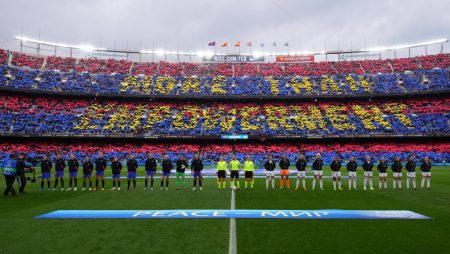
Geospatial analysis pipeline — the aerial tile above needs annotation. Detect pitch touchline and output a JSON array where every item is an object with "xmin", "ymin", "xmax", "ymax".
[{"xmin": 229, "ymin": 190, "xmax": 237, "ymax": 254}]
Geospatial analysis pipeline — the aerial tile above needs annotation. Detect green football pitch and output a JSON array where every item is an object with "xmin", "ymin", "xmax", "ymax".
[{"xmin": 1, "ymin": 166, "xmax": 449, "ymax": 254}]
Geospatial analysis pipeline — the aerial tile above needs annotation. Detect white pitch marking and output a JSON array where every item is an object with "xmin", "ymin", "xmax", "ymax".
[{"xmin": 228, "ymin": 189, "xmax": 237, "ymax": 254}]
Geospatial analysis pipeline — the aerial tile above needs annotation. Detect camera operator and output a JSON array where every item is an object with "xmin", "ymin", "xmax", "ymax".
[{"xmin": 16, "ymin": 153, "xmax": 33, "ymax": 193}]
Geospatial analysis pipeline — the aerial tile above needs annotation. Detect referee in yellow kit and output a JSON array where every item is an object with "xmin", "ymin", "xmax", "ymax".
[
  {"xmin": 244, "ymin": 155, "xmax": 255, "ymax": 189},
  {"xmin": 217, "ymin": 156, "xmax": 227, "ymax": 189},
  {"xmin": 229, "ymin": 154, "xmax": 241, "ymax": 189}
]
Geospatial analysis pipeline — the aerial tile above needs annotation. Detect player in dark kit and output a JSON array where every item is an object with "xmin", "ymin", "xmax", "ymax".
[
  {"xmin": 391, "ymin": 156, "xmax": 403, "ymax": 190},
  {"xmin": 111, "ymin": 156, "xmax": 122, "ymax": 191},
  {"xmin": 144, "ymin": 154, "xmax": 157, "ymax": 190},
  {"xmin": 312, "ymin": 153, "xmax": 324, "ymax": 191},
  {"xmin": 53, "ymin": 153, "xmax": 66, "ymax": 191},
  {"xmin": 347, "ymin": 156, "xmax": 358, "ymax": 190},
  {"xmin": 405, "ymin": 156, "xmax": 417, "ymax": 190},
  {"xmin": 420, "ymin": 157, "xmax": 432, "ymax": 190},
  {"xmin": 160, "ymin": 154, "xmax": 173, "ymax": 191},
  {"xmin": 377, "ymin": 157, "xmax": 388, "ymax": 190},
  {"xmin": 94, "ymin": 152, "xmax": 107, "ymax": 191},
  {"xmin": 362, "ymin": 155, "xmax": 374, "ymax": 191},
  {"xmin": 264, "ymin": 154, "xmax": 276, "ymax": 190},
  {"xmin": 67, "ymin": 154, "xmax": 79, "ymax": 191},
  {"xmin": 127, "ymin": 154, "xmax": 138, "ymax": 190},
  {"xmin": 191, "ymin": 153, "xmax": 204, "ymax": 191},
  {"xmin": 295, "ymin": 154, "xmax": 307, "ymax": 191},
  {"xmin": 330, "ymin": 156, "xmax": 342, "ymax": 191},
  {"xmin": 40, "ymin": 154, "xmax": 52, "ymax": 191},
  {"xmin": 82, "ymin": 156, "xmax": 94, "ymax": 191}
]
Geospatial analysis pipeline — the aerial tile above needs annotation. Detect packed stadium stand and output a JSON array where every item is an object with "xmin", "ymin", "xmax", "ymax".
[
  {"xmin": 0, "ymin": 141, "xmax": 448, "ymax": 164},
  {"xmin": 0, "ymin": 66, "xmax": 448, "ymax": 96},
  {"xmin": 0, "ymin": 50, "xmax": 449, "ymax": 97},
  {"xmin": 3, "ymin": 50, "xmax": 450, "ymax": 75},
  {"xmin": 0, "ymin": 49, "xmax": 449, "ymax": 165},
  {"xmin": 0, "ymin": 94, "xmax": 449, "ymax": 136}
]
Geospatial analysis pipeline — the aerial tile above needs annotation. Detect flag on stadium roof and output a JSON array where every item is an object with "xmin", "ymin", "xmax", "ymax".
[
  {"xmin": 247, "ymin": 42, "xmax": 253, "ymax": 47},
  {"xmin": 221, "ymin": 42, "xmax": 228, "ymax": 47},
  {"xmin": 208, "ymin": 41, "xmax": 215, "ymax": 46},
  {"xmin": 235, "ymin": 42, "xmax": 241, "ymax": 47}
]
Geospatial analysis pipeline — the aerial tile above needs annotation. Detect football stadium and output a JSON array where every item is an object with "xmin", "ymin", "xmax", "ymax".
[{"xmin": 1, "ymin": 1, "xmax": 450, "ymax": 253}]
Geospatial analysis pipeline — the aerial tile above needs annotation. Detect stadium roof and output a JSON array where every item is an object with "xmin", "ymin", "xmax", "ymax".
[{"xmin": 14, "ymin": 36, "xmax": 448, "ymax": 57}]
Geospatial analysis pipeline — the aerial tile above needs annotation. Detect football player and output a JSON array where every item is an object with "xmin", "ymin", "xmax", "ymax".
[
  {"xmin": 330, "ymin": 156, "xmax": 342, "ymax": 191},
  {"xmin": 347, "ymin": 156, "xmax": 357, "ymax": 190},
  {"xmin": 312, "ymin": 153, "xmax": 324, "ymax": 191}
]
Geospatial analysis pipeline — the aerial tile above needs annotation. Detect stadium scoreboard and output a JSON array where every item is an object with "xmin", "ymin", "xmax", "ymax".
[{"xmin": 221, "ymin": 135, "xmax": 249, "ymax": 139}]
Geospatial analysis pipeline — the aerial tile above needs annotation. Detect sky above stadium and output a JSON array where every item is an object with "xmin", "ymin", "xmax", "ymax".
[{"xmin": 0, "ymin": 0, "xmax": 449, "ymax": 58}]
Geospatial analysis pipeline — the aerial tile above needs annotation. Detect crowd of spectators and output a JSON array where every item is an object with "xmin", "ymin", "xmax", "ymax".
[
  {"xmin": 11, "ymin": 52, "xmax": 44, "ymax": 69},
  {"xmin": 0, "ymin": 49, "xmax": 8, "ymax": 65},
  {"xmin": 0, "ymin": 95, "xmax": 448, "ymax": 137},
  {"xmin": 1, "ymin": 65, "xmax": 448, "ymax": 96},
  {"xmin": 0, "ymin": 141, "xmax": 448, "ymax": 165},
  {"xmin": 45, "ymin": 56, "xmax": 77, "ymax": 72},
  {"xmin": 1, "ymin": 50, "xmax": 449, "ymax": 77}
]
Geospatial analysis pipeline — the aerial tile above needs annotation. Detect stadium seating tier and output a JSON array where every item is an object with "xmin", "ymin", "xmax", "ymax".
[{"xmin": 0, "ymin": 141, "xmax": 448, "ymax": 164}]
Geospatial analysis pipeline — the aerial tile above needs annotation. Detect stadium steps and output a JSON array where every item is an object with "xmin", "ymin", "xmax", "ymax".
[
  {"xmin": 156, "ymin": 61, "xmax": 161, "ymax": 75},
  {"xmin": 7, "ymin": 51, "xmax": 12, "ymax": 66},
  {"xmin": 41, "ymin": 57, "xmax": 47, "ymax": 70},
  {"xmin": 74, "ymin": 58, "xmax": 80, "ymax": 70},
  {"xmin": 396, "ymin": 74, "xmax": 408, "ymax": 92},
  {"xmin": 128, "ymin": 61, "xmax": 134, "ymax": 75},
  {"xmin": 388, "ymin": 61, "xmax": 395, "ymax": 73},
  {"xmin": 359, "ymin": 62, "xmax": 367, "ymax": 75},
  {"xmin": 330, "ymin": 63, "xmax": 339, "ymax": 75},
  {"xmin": 417, "ymin": 58, "xmax": 424, "ymax": 69},
  {"xmin": 421, "ymin": 73, "xmax": 429, "ymax": 86}
]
